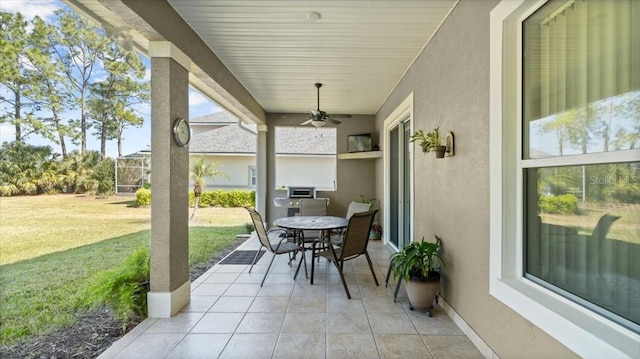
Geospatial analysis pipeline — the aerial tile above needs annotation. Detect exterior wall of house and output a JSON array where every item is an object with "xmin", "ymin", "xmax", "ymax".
[
  {"xmin": 190, "ymin": 154, "xmax": 256, "ymax": 190},
  {"xmin": 375, "ymin": 1, "xmax": 577, "ymax": 358},
  {"xmin": 266, "ymin": 113, "xmax": 376, "ymax": 224}
]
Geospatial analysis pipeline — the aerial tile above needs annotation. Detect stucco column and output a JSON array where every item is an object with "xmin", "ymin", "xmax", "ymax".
[
  {"xmin": 256, "ymin": 125, "xmax": 268, "ymax": 217},
  {"xmin": 147, "ymin": 42, "xmax": 192, "ymax": 318}
]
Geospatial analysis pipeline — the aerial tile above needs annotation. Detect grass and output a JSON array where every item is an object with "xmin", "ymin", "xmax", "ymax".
[
  {"xmin": 0, "ymin": 194, "xmax": 250, "ymax": 265},
  {"xmin": 540, "ymin": 202, "xmax": 639, "ymax": 244},
  {"xmin": 0, "ymin": 195, "xmax": 252, "ymax": 347}
]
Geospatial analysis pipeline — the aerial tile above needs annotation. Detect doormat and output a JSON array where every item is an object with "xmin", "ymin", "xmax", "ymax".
[{"xmin": 219, "ymin": 250, "xmax": 265, "ymax": 265}]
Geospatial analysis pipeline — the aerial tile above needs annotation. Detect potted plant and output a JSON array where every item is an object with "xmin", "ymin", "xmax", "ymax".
[
  {"xmin": 370, "ymin": 223, "xmax": 382, "ymax": 240},
  {"xmin": 390, "ymin": 235, "xmax": 445, "ymax": 313},
  {"xmin": 410, "ymin": 127, "xmax": 446, "ymax": 158}
]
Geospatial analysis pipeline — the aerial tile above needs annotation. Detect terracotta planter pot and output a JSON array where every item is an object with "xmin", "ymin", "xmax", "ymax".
[
  {"xmin": 405, "ymin": 273, "xmax": 440, "ymax": 309},
  {"xmin": 433, "ymin": 145, "xmax": 446, "ymax": 158}
]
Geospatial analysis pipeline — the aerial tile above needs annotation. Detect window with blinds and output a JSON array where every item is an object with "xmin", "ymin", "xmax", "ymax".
[{"xmin": 522, "ymin": 0, "xmax": 639, "ymax": 331}]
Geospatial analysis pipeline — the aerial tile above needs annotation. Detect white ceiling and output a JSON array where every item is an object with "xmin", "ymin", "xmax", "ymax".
[{"xmin": 166, "ymin": 0, "xmax": 457, "ymax": 116}]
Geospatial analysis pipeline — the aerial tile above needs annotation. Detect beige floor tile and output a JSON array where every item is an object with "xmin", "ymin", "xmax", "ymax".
[
  {"xmin": 263, "ymin": 273, "xmax": 298, "ymax": 284},
  {"xmin": 359, "ymin": 283, "xmax": 392, "ymax": 297},
  {"xmin": 204, "ymin": 272, "xmax": 240, "ymax": 284},
  {"xmin": 408, "ymin": 306, "xmax": 464, "ymax": 335},
  {"xmin": 423, "ymin": 335, "xmax": 484, "ymax": 359},
  {"xmin": 327, "ymin": 283, "xmax": 361, "ymax": 298},
  {"xmin": 215, "ymin": 264, "xmax": 249, "ymax": 273},
  {"xmin": 368, "ymin": 313, "xmax": 417, "ymax": 334},
  {"xmin": 235, "ymin": 312, "xmax": 285, "ymax": 333},
  {"xmin": 114, "ymin": 333, "xmax": 184, "ymax": 359},
  {"xmin": 209, "ymin": 296, "xmax": 255, "ymax": 312},
  {"xmin": 374, "ymin": 334, "xmax": 433, "ymax": 359},
  {"xmin": 326, "ymin": 295, "xmax": 366, "ymax": 313},
  {"xmin": 97, "ymin": 318, "xmax": 158, "ymax": 359},
  {"xmin": 233, "ymin": 272, "xmax": 264, "ymax": 284},
  {"xmin": 327, "ymin": 311, "xmax": 372, "ymax": 334},
  {"xmin": 292, "ymin": 283, "xmax": 326, "ymax": 297},
  {"xmin": 287, "ymin": 295, "xmax": 326, "ymax": 313},
  {"xmin": 99, "ymin": 240, "xmax": 483, "ymax": 359},
  {"xmin": 219, "ymin": 333, "xmax": 278, "ymax": 359},
  {"xmin": 248, "ymin": 296, "xmax": 290, "ymax": 312},
  {"xmin": 191, "ymin": 283, "xmax": 230, "ymax": 296},
  {"xmin": 223, "ymin": 283, "xmax": 262, "ymax": 296},
  {"xmin": 327, "ymin": 333, "xmax": 380, "ymax": 359},
  {"xmin": 258, "ymin": 283, "xmax": 295, "ymax": 296},
  {"xmin": 281, "ymin": 312, "xmax": 326, "ymax": 333},
  {"xmin": 181, "ymin": 295, "xmax": 219, "ymax": 312},
  {"xmin": 145, "ymin": 312, "xmax": 204, "ymax": 333},
  {"xmin": 355, "ymin": 273, "xmax": 379, "ymax": 286},
  {"xmin": 274, "ymin": 333, "xmax": 326, "ymax": 359},
  {"xmin": 165, "ymin": 333, "xmax": 231, "ymax": 359},
  {"xmin": 363, "ymin": 295, "xmax": 406, "ymax": 313},
  {"xmin": 190, "ymin": 312, "xmax": 244, "ymax": 333}
]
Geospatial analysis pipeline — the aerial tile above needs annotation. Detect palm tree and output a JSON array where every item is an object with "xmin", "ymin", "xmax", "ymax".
[{"xmin": 190, "ymin": 156, "xmax": 227, "ymax": 220}]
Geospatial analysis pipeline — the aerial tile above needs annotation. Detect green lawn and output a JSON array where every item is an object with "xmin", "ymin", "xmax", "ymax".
[{"xmin": 0, "ymin": 195, "xmax": 251, "ymax": 347}]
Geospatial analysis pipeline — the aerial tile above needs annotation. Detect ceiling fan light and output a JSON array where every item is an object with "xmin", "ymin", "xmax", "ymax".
[{"xmin": 311, "ymin": 119, "xmax": 326, "ymax": 128}]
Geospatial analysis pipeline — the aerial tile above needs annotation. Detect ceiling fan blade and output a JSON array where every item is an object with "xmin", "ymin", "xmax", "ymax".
[
  {"xmin": 326, "ymin": 118, "xmax": 342, "ymax": 125},
  {"xmin": 330, "ymin": 114, "xmax": 352, "ymax": 118},
  {"xmin": 300, "ymin": 119, "xmax": 313, "ymax": 126}
]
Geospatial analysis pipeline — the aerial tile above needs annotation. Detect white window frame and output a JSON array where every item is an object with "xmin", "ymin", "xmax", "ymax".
[
  {"xmin": 249, "ymin": 166, "xmax": 256, "ymax": 187},
  {"xmin": 489, "ymin": 1, "xmax": 640, "ymax": 358}
]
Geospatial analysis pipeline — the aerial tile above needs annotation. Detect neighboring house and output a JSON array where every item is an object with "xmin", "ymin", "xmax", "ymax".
[
  {"xmin": 189, "ymin": 112, "xmax": 337, "ymax": 191},
  {"xmin": 119, "ymin": 112, "xmax": 337, "ymax": 192}
]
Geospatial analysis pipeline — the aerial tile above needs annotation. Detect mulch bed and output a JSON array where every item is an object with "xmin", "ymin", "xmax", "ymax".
[{"xmin": 0, "ymin": 235, "xmax": 249, "ymax": 359}]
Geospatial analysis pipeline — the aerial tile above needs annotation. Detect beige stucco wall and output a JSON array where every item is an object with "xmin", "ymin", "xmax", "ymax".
[
  {"xmin": 375, "ymin": 1, "xmax": 577, "ymax": 358},
  {"xmin": 266, "ymin": 113, "xmax": 376, "ymax": 224}
]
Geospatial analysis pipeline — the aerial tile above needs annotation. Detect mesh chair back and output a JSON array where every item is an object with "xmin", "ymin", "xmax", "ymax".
[
  {"xmin": 340, "ymin": 210, "xmax": 377, "ymax": 259},
  {"xmin": 299, "ymin": 198, "xmax": 327, "ymax": 216},
  {"xmin": 246, "ymin": 207, "xmax": 273, "ymax": 252},
  {"xmin": 345, "ymin": 201, "xmax": 373, "ymax": 219}
]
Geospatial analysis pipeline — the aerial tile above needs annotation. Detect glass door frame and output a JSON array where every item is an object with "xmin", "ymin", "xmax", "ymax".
[{"xmin": 383, "ymin": 93, "xmax": 414, "ymax": 250}]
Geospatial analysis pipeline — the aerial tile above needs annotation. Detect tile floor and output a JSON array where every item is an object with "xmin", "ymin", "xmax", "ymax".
[{"xmin": 98, "ymin": 239, "xmax": 483, "ymax": 359}]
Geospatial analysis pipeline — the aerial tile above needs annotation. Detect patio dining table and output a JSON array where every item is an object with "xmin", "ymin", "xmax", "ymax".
[{"xmin": 273, "ymin": 215, "xmax": 348, "ymax": 280}]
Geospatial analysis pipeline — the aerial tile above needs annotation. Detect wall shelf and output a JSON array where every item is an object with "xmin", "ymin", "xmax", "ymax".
[{"xmin": 337, "ymin": 151, "xmax": 382, "ymax": 160}]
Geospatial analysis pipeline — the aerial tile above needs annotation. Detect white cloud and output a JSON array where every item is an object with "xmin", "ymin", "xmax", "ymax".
[
  {"xmin": 0, "ymin": 0, "xmax": 60, "ymax": 20},
  {"xmin": 0, "ymin": 123, "xmax": 16, "ymax": 143},
  {"xmin": 188, "ymin": 90, "xmax": 210, "ymax": 106}
]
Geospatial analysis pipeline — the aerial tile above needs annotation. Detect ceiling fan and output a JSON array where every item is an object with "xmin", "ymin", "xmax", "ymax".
[{"xmin": 300, "ymin": 83, "xmax": 352, "ymax": 128}]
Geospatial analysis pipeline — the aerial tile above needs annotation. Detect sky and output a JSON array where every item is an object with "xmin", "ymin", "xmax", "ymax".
[{"xmin": 0, "ymin": 0, "xmax": 222, "ymax": 158}]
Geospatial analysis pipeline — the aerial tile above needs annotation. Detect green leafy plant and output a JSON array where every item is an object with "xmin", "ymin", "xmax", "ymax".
[
  {"xmin": 538, "ymin": 194, "xmax": 578, "ymax": 214},
  {"xmin": 88, "ymin": 249, "xmax": 150, "ymax": 322},
  {"xmin": 357, "ymin": 194, "xmax": 378, "ymax": 210},
  {"xmin": 410, "ymin": 127, "xmax": 442, "ymax": 153},
  {"xmin": 390, "ymin": 234, "xmax": 445, "ymax": 282},
  {"xmin": 135, "ymin": 187, "xmax": 151, "ymax": 206}
]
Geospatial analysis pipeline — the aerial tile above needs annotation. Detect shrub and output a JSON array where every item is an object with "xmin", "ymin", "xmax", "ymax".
[
  {"xmin": 148, "ymin": 189, "xmax": 255, "ymax": 207},
  {"xmin": 135, "ymin": 188, "xmax": 151, "ymax": 206},
  {"xmin": 539, "ymin": 194, "xmax": 578, "ymax": 214},
  {"xmin": 88, "ymin": 249, "xmax": 150, "ymax": 322},
  {"xmin": 93, "ymin": 158, "xmax": 115, "ymax": 196}
]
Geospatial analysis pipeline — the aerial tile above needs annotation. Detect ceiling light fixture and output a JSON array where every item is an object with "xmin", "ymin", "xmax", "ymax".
[{"xmin": 307, "ymin": 11, "xmax": 321, "ymax": 22}]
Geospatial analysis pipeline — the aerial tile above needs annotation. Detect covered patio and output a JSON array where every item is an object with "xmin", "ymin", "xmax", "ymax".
[
  {"xmin": 98, "ymin": 240, "xmax": 483, "ymax": 358},
  {"xmin": 63, "ymin": 0, "xmax": 639, "ymax": 358}
]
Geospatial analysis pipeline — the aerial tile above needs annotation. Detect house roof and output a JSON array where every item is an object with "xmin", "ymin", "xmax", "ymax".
[
  {"xmin": 190, "ymin": 111, "xmax": 238, "ymax": 124},
  {"xmin": 189, "ymin": 122, "xmax": 257, "ymax": 154}
]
